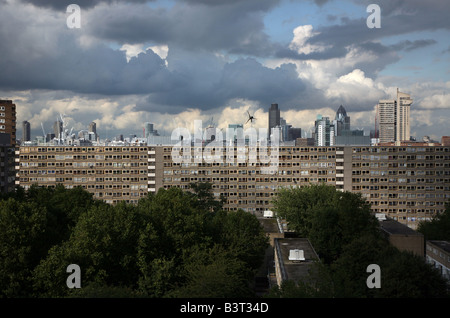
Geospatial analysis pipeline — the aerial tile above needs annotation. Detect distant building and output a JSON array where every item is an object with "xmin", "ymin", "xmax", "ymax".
[
  {"xmin": 22, "ymin": 120, "xmax": 31, "ymax": 142},
  {"xmin": 53, "ymin": 120, "xmax": 63, "ymax": 140},
  {"xmin": 0, "ymin": 100, "xmax": 17, "ymax": 147},
  {"xmin": 441, "ymin": 136, "xmax": 450, "ymax": 146},
  {"xmin": 335, "ymin": 130, "xmax": 370, "ymax": 146},
  {"xmin": 144, "ymin": 122, "xmax": 159, "ymax": 138},
  {"xmin": 426, "ymin": 240, "xmax": 450, "ymax": 282},
  {"xmin": 295, "ymin": 137, "xmax": 314, "ymax": 146},
  {"xmin": 144, "ymin": 122, "xmax": 153, "ymax": 138},
  {"xmin": 227, "ymin": 124, "xmax": 244, "ymax": 144},
  {"xmin": 314, "ymin": 115, "xmax": 335, "ymax": 146},
  {"xmin": 288, "ymin": 127, "xmax": 302, "ymax": 141},
  {"xmin": 268, "ymin": 104, "xmax": 280, "ymax": 139},
  {"xmin": 378, "ymin": 89, "xmax": 413, "ymax": 143},
  {"xmin": 88, "ymin": 122, "xmax": 97, "ymax": 140},
  {"xmin": 334, "ymin": 105, "xmax": 350, "ymax": 136}
]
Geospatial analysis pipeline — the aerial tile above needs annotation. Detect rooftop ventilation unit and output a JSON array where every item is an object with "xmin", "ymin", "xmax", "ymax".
[{"xmin": 288, "ymin": 249, "xmax": 305, "ymax": 262}]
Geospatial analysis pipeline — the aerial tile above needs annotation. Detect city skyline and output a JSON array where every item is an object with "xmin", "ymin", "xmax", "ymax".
[{"xmin": 0, "ymin": 0, "xmax": 449, "ymax": 141}]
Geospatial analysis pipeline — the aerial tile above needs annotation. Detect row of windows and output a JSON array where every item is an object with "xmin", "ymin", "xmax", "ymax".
[{"xmin": 21, "ymin": 147, "xmax": 148, "ymax": 153}]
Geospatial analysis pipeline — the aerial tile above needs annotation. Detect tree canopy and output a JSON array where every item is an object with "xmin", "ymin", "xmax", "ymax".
[
  {"xmin": 417, "ymin": 202, "xmax": 450, "ymax": 241},
  {"xmin": 0, "ymin": 184, "xmax": 268, "ymax": 298},
  {"xmin": 270, "ymin": 184, "xmax": 449, "ymax": 298}
]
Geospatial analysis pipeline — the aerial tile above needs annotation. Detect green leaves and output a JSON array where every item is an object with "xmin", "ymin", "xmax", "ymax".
[
  {"xmin": 273, "ymin": 184, "xmax": 379, "ymax": 263},
  {"xmin": 1, "ymin": 183, "xmax": 268, "ymax": 298},
  {"xmin": 270, "ymin": 185, "xmax": 450, "ymax": 298},
  {"xmin": 0, "ymin": 199, "xmax": 48, "ymax": 297}
]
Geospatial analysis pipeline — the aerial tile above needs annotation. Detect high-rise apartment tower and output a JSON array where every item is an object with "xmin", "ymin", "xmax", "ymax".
[
  {"xmin": 378, "ymin": 89, "xmax": 413, "ymax": 143},
  {"xmin": 0, "ymin": 100, "xmax": 16, "ymax": 147}
]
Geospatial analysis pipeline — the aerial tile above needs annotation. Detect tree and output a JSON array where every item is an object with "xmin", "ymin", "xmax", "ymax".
[
  {"xmin": 169, "ymin": 245, "xmax": 254, "ymax": 298},
  {"xmin": 0, "ymin": 199, "xmax": 48, "ymax": 297},
  {"xmin": 33, "ymin": 202, "xmax": 147, "ymax": 297},
  {"xmin": 189, "ymin": 182, "xmax": 224, "ymax": 213},
  {"xmin": 273, "ymin": 184, "xmax": 379, "ymax": 263},
  {"xmin": 417, "ymin": 201, "xmax": 450, "ymax": 241},
  {"xmin": 3, "ymin": 183, "xmax": 269, "ymax": 298},
  {"xmin": 214, "ymin": 209, "xmax": 269, "ymax": 273}
]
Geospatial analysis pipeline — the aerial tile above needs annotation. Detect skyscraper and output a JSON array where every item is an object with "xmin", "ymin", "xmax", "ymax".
[
  {"xmin": 378, "ymin": 99, "xmax": 396, "ymax": 143},
  {"xmin": 396, "ymin": 88, "xmax": 413, "ymax": 142},
  {"xmin": 378, "ymin": 89, "xmax": 413, "ymax": 143},
  {"xmin": 268, "ymin": 103, "xmax": 280, "ymax": 139},
  {"xmin": 53, "ymin": 120, "xmax": 63, "ymax": 139},
  {"xmin": 144, "ymin": 122, "xmax": 153, "ymax": 138},
  {"xmin": 0, "ymin": 100, "xmax": 17, "ymax": 147},
  {"xmin": 22, "ymin": 120, "xmax": 31, "ymax": 142},
  {"xmin": 88, "ymin": 122, "xmax": 97, "ymax": 135},
  {"xmin": 334, "ymin": 105, "xmax": 350, "ymax": 136},
  {"xmin": 314, "ymin": 115, "xmax": 335, "ymax": 146},
  {"xmin": 88, "ymin": 121, "xmax": 97, "ymax": 141}
]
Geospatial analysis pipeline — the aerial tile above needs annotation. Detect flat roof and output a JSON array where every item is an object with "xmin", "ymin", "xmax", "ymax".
[
  {"xmin": 428, "ymin": 240, "xmax": 450, "ymax": 253},
  {"xmin": 274, "ymin": 238, "xmax": 319, "ymax": 283},
  {"xmin": 379, "ymin": 219, "xmax": 422, "ymax": 236}
]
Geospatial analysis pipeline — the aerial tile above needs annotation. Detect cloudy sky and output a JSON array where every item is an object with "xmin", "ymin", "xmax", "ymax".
[{"xmin": 1, "ymin": 0, "xmax": 449, "ymax": 141}]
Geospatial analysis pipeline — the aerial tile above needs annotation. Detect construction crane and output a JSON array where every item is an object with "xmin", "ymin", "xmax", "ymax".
[{"xmin": 41, "ymin": 123, "xmax": 46, "ymax": 138}]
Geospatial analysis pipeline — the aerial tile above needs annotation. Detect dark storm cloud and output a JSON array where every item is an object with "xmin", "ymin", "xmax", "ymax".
[
  {"xmin": 3, "ymin": 0, "xmax": 449, "ymax": 119},
  {"xmin": 19, "ymin": 0, "xmax": 152, "ymax": 10},
  {"xmin": 84, "ymin": 1, "xmax": 279, "ymax": 55},
  {"xmin": 0, "ymin": 26, "xmax": 171, "ymax": 96},
  {"xmin": 135, "ymin": 52, "xmax": 307, "ymax": 114}
]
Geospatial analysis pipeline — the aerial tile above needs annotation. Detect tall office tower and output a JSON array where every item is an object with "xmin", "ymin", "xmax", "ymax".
[
  {"xmin": 53, "ymin": 120, "xmax": 63, "ymax": 139},
  {"xmin": 288, "ymin": 127, "xmax": 302, "ymax": 141},
  {"xmin": 0, "ymin": 100, "xmax": 17, "ymax": 147},
  {"xmin": 378, "ymin": 99, "xmax": 396, "ymax": 143},
  {"xmin": 88, "ymin": 121, "xmax": 97, "ymax": 140},
  {"xmin": 314, "ymin": 115, "xmax": 335, "ymax": 146},
  {"xmin": 378, "ymin": 89, "xmax": 413, "ymax": 143},
  {"xmin": 396, "ymin": 88, "xmax": 413, "ymax": 142},
  {"xmin": 144, "ymin": 122, "xmax": 153, "ymax": 138},
  {"xmin": 22, "ymin": 120, "xmax": 31, "ymax": 142},
  {"xmin": 268, "ymin": 103, "xmax": 280, "ymax": 139},
  {"xmin": 88, "ymin": 122, "xmax": 97, "ymax": 134},
  {"xmin": 334, "ymin": 105, "xmax": 350, "ymax": 136}
]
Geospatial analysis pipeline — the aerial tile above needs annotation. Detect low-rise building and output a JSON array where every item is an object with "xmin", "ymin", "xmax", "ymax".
[
  {"xmin": 378, "ymin": 216, "xmax": 424, "ymax": 257},
  {"xmin": 426, "ymin": 240, "xmax": 450, "ymax": 282},
  {"xmin": 273, "ymin": 238, "xmax": 320, "ymax": 287}
]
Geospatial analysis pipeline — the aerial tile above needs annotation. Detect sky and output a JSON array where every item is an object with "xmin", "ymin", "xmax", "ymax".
[{"xmin": 1, "ymin": 0, "xmax": 449, "ymax": 141}]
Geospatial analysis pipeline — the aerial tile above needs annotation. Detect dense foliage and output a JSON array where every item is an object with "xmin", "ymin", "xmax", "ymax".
[
  {"xmin": 271, "ymin": 184, "xmax": 449, "ymax": 298},
  {"xmin": 0, "ymin": 183, "xmax": 268, "ymax": 298},
  {"xmin": 417, "ymin": 202, "xmax": 450, "ymax": 241}
]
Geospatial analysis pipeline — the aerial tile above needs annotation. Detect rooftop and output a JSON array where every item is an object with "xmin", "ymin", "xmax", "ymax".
[
  {"xmin": 379, "ymin": 218, "xmax": 423, "ymax": 236},
  {"xmin": 428, "ymin": 240, "xmax": 450, "ymax": 253},
  {"xmin": 274, "ymin": 238, "xmax": 320, "ymax": 283}
]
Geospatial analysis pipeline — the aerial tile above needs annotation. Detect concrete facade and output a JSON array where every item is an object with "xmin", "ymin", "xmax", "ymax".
[{"xmin": 15, "ymin": 144, "xmax": 450, "ymax": 229}]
